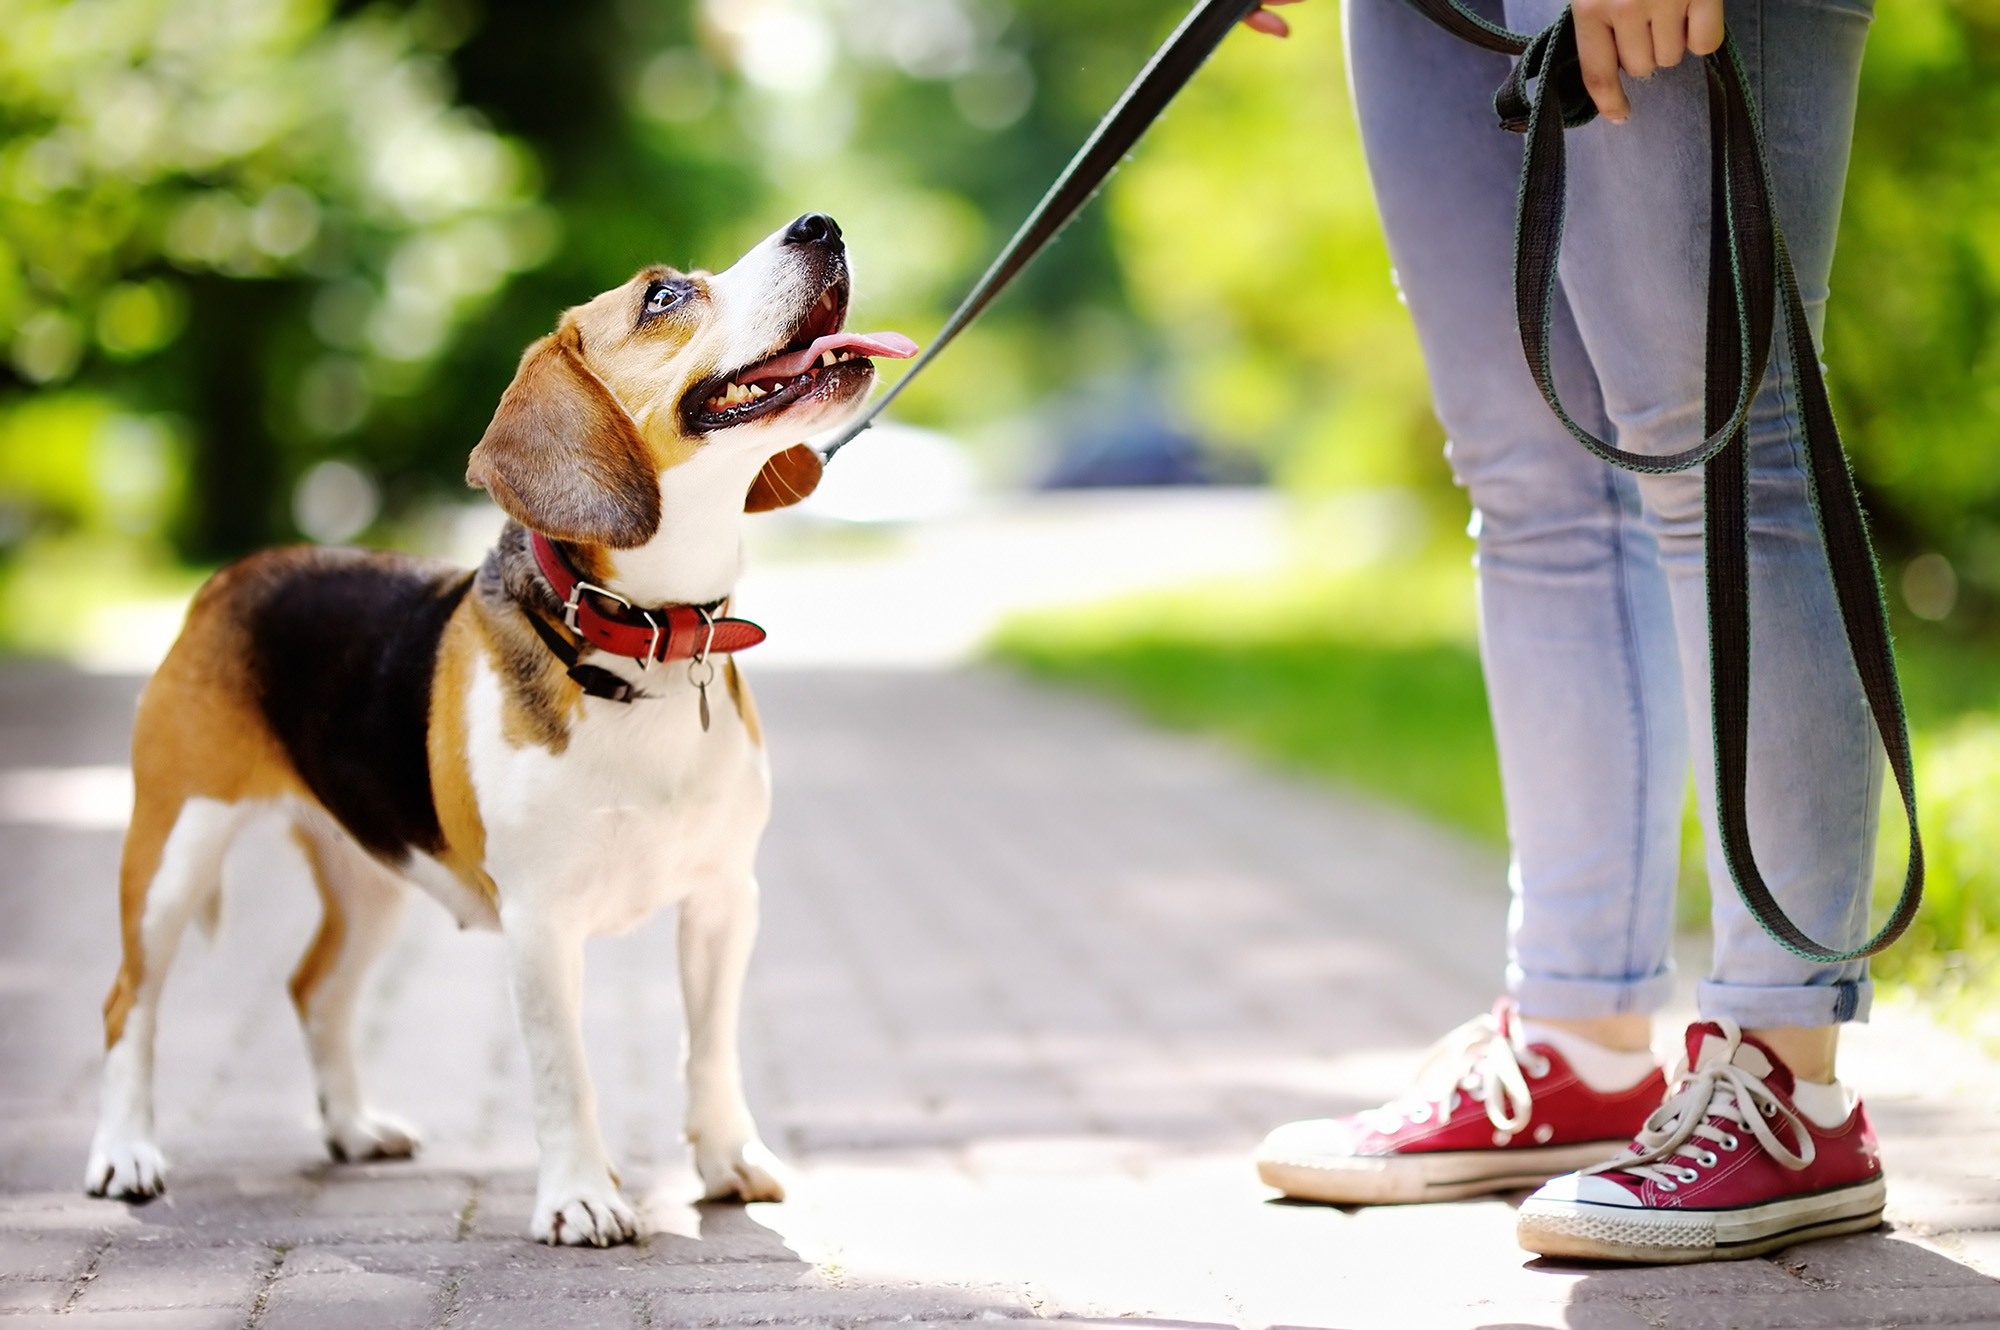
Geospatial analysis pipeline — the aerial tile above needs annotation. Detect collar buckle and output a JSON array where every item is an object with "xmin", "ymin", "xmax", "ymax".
[{"xmin": 562, "ymin": 577, "xmax": 631, "ymax": 634}]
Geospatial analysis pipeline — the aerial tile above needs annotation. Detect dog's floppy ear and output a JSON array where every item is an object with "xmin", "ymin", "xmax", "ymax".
[
  {"xmin": 467, "ymin": 326, "xmax": 661, "ymax": 548},
  {"xmin": 744, "ymin": 443, "xmax": 824, "ymax": 512}
]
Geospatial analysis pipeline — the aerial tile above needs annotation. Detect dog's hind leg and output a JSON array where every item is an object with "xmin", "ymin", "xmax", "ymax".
[
  {"xmin": 289, "ymin": 816, "xmax": 418, "ymax": 1163},
  {"xmin": 87, "ymin": 794, "xmax": 246, "ymax": 1199},
  {"xmin": 679, "ymin": 877, "xmax": 786, "ymax": 1203}
]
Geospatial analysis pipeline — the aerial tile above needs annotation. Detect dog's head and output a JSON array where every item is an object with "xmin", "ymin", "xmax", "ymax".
[{"xmin": 466, "ymin": 213, "xmax": 914, "ymax": 547}]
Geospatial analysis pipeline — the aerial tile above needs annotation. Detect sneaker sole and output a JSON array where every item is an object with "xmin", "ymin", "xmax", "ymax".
[
  {"xmin": 1516, "ymin": 1175, "xmax": 1887, "ymax": 1263},
  {"xmin": 1257, "ymin": 1140, "xmax": 1633, "ymax": 1205}
]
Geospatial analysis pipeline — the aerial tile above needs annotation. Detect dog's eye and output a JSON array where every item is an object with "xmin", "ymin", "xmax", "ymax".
[{"xmin": 643, "ymin": 284, "xmax": 684, "ymax": 317}]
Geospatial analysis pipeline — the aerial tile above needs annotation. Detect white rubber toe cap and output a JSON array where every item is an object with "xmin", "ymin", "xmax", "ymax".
[
  {"xmin": 1256, "ymin": 1118, "xmax": 1363, "ymax": 1164},
  {"xmin": 1527, "ymin": 1171, "xmax": 1642, "ymax": 1207}
]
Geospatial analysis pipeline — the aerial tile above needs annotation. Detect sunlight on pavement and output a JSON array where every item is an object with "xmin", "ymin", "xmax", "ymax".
[
  {"xmin": 0, "ymin": 763, "xmax": 131, "ymax": 829},
  {"xmin": 748, "ymin": 1148, "xmax": 1564, "ymax": 1329}
]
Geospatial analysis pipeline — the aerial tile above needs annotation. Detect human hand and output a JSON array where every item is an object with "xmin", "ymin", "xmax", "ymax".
[
  {"xmin": 1572, "ymin": 0, "xmax": 1724, "ymax": 123},
  {"xmin": 1242, "ymin": 0, "xmax": 1304, "ymax": 38}
]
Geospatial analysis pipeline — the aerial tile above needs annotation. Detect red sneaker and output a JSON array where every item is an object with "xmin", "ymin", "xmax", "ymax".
[
  {"xmin": 1517, "ymin": 1018, "xmax": 1886, "ymax": 1263},
  {"xmin": 1255, "ymin": 1001, "xmax": 1665, "ymax": 1204}
]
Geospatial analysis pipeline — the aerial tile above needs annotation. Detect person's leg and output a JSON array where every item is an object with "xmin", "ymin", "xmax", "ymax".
[
  {"xmin": 1348, "ymin": 0, "xmax": 1689, "ymax": 1030},
  {"xmin": 1505, "ymin": 0, "xmax": 1882, "ymax": 1040},
  {"xmin": 1253, "ymin": 0, "xmax": 1685, "ymax": 1207},
  {"xmin": 1504, "ymin": 0, "xmax": 1887, "ymax": 1262}
]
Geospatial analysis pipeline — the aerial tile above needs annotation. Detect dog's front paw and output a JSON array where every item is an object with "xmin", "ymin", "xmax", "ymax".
[
  {"xmin": 694, "ymin": 1136, "xmax": 788, "ymax": 1203},
  {"xmin": 325, "ymin": 1109, "xmax": 421, "ymax": 1164},
  {"xmin": 84, "ymin": 1137, "xmax": 167, "ymax": 1200},
  {"xmin": 531, "ymin": 1180, "xmax": 638, "ymax": 1247}
]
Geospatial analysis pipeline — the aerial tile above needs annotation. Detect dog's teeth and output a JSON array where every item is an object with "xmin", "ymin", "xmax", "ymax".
[
  {"xmin": 748, "ymin": 383, "xmax": 766, "ymax": 399},
  {"xmin": 820, "ymin": 350, "xmax": 836, "ymax": 368}
]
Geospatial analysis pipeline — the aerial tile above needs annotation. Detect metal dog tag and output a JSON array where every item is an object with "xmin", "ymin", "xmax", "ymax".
[{"xmin": 688, "ymin": 655, "xmax": 716, "ymax": 732}]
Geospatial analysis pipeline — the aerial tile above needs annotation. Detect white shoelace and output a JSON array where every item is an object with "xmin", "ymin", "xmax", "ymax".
[
  {"xmin": 1585, "ymin": 1016, "xmax": 1813, "ymax": 1191},
  {"xmin": 1362, "ymin": 1005, "xmax": 1548, "ymax": 1138}
]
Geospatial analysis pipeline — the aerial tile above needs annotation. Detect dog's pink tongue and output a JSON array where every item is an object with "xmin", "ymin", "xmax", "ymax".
[{"xmin": 741, "ymin": 331, "xmax": 918, "ymax": 384}]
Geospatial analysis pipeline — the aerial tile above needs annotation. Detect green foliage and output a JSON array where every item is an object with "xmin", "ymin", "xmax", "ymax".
[
  {"xmin": 1827, "ymin": 0, "xmax": 2000, "ymax": 600},
  {"xmin": 0, "ymin": 0, "xmax": 550, "ymax": 556},
  {"xmin": 1870, "ymin": 714, "xmax": 2000, "ymax": 1000},
  {"xmin": 3, "ymin": 0, "xmax": 1987, "ymax": 581},
  {"xmin": 1105, "ymin": 5, "xmax": 1444, "ymax": 497}
]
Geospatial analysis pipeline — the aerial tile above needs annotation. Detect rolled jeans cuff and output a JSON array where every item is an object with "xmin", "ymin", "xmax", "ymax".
[
  {"xmin": 1507, "ymin": 964, "xmax": 1678, "ymax": 1020},
  {"xmin": 1697, "ymin": 977, "xmax": 1872, "ymax": 1029}
]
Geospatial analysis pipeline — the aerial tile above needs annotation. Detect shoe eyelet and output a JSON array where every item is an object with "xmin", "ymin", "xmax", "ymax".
[
  {"xmin": 1409, "ymin": 1105, "xmax": 1432, "ymax": 1124},
  {"xmin": 1676, "ymin": 1166, "xmax": 1701, "ymax": 1183},
  {"xmin": 1696, "ymin": 1151, "xmax": 1718, "ymax": 1168},
  {"xmin": 1527, "ymin": 1057, "xmax": 1551, "ymax": 1079},
  {"xmin": 1719, "ymin": 1134, "xmax": 1739, "ymax": 1151},
  {"xmin": 1657, "ymin": 1179, "xmax": 1678, "ymax": 1192},
  {"xmin": 1761, "ymin": 1101, "xmax": 1778, "ymax": 1118}
]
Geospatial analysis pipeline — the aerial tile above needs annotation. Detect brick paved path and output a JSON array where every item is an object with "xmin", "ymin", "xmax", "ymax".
[{"xmin": 2, "ymin": 663, "xmax": 1998, "ymax": 1329}]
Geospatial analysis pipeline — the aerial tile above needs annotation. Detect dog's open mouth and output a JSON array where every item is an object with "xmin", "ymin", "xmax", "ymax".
[{"xmin": 685, "ymin": 280, "xmax": 917, "ymax": 433}]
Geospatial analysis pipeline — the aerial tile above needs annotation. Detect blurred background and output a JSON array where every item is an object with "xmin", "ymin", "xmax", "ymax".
[{"xmin": 0, "ymin": 0, "xmax": 1995, "ymax": 1017}]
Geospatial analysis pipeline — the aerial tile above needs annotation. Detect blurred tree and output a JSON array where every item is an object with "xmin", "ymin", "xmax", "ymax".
[
  {"xmin": 1, "ymin": 0, "xmax": 1992, "ymax": 631},
  {"xmin": 0, "ymin": 0, "xmax": 553, "ymax": 558},
  {"xmin": 1824, "ymin": 0, "xmax": 2000, "ymax": 618},
  {"xmin": 1103, "ymin": 2, "xmax": 1444, "ymax": 502}
]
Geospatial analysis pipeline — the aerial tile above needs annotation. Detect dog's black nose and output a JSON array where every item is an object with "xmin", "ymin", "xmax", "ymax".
[{"xmin": 784, "ymin": 212, "xmax": 842, "ymax": 247}]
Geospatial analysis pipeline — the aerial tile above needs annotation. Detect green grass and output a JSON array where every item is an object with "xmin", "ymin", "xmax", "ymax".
[
  {"xmin": 1008, "ymin": 633, "xmax": 1502, "ymax": 842},
  {"xmin": 994, "ymin": 542, "xmax": 1505, "ymax": 843}
]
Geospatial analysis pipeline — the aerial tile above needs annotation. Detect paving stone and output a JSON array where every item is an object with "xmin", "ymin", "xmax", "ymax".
[
  {"xmin": 458, "ymin": 1259, "xmax": 815, "ymax": 1300},
  {"xmin": 257, "ymin": 1267, "xmax": 443, "ymax": 1330},
  {"xmin": 1767, "ymin": 1231, "xmax": 2000, "ymax": 1292},
  {"xmin": 456, "ymin": 1296, "xmax": 645, "ymax": 1329},
  {"xmin": 646, "ymin": 1283, "xmax": 1025, "ymax": 1327},
  {"xmin": 302, "ymin": 1172, "xmax": 470, "ymax": 1222},
  {"xmin": 0, "ymin": 1281, "xmax": 67, "ymax": 1311},
  {"xmin": 0, "ymin": 1316, "xmax": 242, "ymax": 1329},
  {"xmin": 1928, "ymin": 1229, "xmax": 2000, "ymax": 1280},
  {"xmin": 5, "ymin": 665, "xmax": 2000, "ymax": 1327},
  {"xmin": 1626, "ymin": 1282, "xmax": 2000, "ymax": 1329},
  {"xmin": 0, "ymin": 1232, "xmax": 100, "ymax": 1280},
  {"xmin": 1553, "ymin": 1254, "xmax": 1817, "ymax": 1300},
  {"xmin": 72, "ymin": 1241, "xmax": 270, "ymax": 1311}
]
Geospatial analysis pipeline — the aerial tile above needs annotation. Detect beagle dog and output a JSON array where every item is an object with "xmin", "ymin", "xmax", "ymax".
[{"xmin": 83, "ymin": 213, "xmax": 915, "ymax": 1246}]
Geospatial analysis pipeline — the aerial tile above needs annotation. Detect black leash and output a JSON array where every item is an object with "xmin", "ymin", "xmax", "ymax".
[
  {"xmin": 818, "ymin": 0, "xmax": 1264, "ymax": 459},
  {"xmin": 822, "ymin": 0, "xmax": 1921, "ymax": 961}
]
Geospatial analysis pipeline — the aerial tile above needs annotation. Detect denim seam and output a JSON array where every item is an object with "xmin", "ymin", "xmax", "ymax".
[{"xmin": 1606, "ymin": 466, "xmax": 1653, "ymax": 1011}]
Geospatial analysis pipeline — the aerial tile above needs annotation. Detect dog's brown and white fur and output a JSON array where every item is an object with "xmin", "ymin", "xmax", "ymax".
[{"xmin": 85, "ymin": 216, "xmax": 884, "ymax": 1246}]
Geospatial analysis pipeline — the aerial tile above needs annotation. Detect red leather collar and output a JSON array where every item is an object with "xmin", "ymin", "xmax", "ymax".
[{"xmin": 530, "ymin": 531, "xmax": 766, "ymax": 664}]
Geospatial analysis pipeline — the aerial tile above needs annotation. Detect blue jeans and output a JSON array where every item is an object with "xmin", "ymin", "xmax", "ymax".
[{"xmin": 1344, "ymin": 0, "xmax": 1882, "ymax": 1027}]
